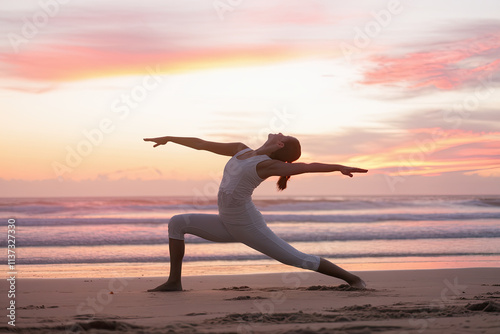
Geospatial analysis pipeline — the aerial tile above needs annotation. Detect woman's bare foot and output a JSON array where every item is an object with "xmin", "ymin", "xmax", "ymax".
[
  {"xmin": 147, "ymin": 281, "xmax": 183, "ymax": 292},
  {"xmin": 348, "ymin": 276, "xmax": 366, "ymax": 289}
]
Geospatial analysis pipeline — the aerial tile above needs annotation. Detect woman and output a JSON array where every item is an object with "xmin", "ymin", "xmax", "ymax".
[{"xmin": 144, "ymin": 133, "xmax": 368, "ymax": 291}]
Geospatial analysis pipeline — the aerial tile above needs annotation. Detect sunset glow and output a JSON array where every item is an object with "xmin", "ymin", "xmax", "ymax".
[{"xmin": 1, "ymin": 0, "xmax": 499, "ymax": 197}]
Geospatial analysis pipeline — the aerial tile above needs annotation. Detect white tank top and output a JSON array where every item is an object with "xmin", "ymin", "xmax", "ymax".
[{"xmin": 217, "ymin": 148, "xmax": 270, "ymax": 209}]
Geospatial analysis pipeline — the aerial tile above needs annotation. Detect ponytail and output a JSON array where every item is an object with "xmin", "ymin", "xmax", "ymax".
[{"xmin": 277, "ymin": 175, "xmax": 291, "ymax": 191}]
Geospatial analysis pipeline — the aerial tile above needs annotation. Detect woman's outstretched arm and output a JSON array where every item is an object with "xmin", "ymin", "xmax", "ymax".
[
  {"xmin": 143, "ymin": 136, "xmax": 248, "ymax": 157},
  {"xmin": 257, "ymin": 160, "xmax": 368, "ymax": 179}
]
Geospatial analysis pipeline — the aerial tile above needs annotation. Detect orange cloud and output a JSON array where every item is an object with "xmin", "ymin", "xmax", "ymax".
[
  {"xmin": 465, "ymin": 167, "xmax": 500, "ymax": 177},
  {"xmin": 348, "ymin": 129, "xmax": 500, "ymax": 177},
  {"xmin": 3, "ymin": 43, "xmax": 317, "ymax": 83},
  {"xmin": 1, "ymin": 1, "xmax": 339, "ymax": 85}
]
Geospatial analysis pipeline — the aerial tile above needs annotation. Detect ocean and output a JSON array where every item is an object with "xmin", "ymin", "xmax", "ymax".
[{"xmin": 2, "ymin": 195, "xmax": 500, "ymax": 278}]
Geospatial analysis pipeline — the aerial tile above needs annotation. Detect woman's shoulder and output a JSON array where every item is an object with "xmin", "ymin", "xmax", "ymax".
[{"xmin": 234, "ymin": 147, "xmax": 252, "ymax": 157}]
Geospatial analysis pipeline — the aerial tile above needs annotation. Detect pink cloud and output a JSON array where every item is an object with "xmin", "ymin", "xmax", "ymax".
[
  {"xmin": 2, "ymin": 42, "xmax": 313, "ymax": 83},
  {"xmin": 1, "ymin": 3, "xmax": 339, "ymax": 85},
  {"xmin": 360, "ymin": 32, "xmax": 500, "ymax": 90}
]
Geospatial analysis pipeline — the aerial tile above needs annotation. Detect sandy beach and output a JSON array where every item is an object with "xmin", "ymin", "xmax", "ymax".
[{"xmin": 2, "ymin": 267, "xmax": 499, "ymax": 333}]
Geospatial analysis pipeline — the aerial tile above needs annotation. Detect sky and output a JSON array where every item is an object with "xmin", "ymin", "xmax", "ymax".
[{"xmin": 1, "ymin": 0, "xmax": 499, "ymax": 197}]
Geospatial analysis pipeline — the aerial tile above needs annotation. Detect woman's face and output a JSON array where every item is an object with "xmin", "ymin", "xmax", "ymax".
[{"xmin": 268, "ymin": 133, "xmax": 291, "ymax": 143}]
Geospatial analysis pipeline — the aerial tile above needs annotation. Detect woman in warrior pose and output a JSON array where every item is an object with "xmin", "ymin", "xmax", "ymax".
[{"xmin": 144, "ymin": 133, "xmax": 368, "ymax": 291}]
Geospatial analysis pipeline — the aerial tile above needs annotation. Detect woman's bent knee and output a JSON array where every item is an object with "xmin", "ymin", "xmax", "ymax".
[{"xmin": 168, "ymin": 214, "xmax": 190, "ymax": 240}]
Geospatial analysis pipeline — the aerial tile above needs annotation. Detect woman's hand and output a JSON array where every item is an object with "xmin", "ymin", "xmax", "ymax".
[
  {"xmin": 143, "ymin": 137, "xmax": 168, "ymax": 148},
  {"xmin": 340, "ymin": 166, "xmax": 368, "ymax": 177}
]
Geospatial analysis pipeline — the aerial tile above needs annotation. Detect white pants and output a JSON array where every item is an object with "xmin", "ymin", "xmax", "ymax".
[{"xmin": 168, "ymin": 204, "xmax": 321, "ymax": 271}]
